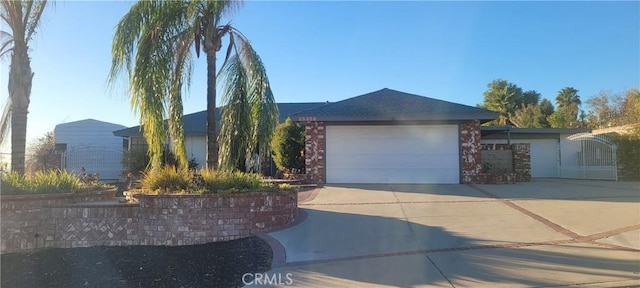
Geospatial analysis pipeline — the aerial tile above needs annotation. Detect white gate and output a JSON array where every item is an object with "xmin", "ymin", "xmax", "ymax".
[
  {"xmin": 559, "ymin": 133, "xmax": 617, "ymax": 180},
  {"xmin": 61, "ymin": 146, "xmax": 124, "ymax": 182}
]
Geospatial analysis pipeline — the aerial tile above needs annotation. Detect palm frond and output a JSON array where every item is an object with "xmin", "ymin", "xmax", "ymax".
[
  {"xmin": 0, "ymin": 100, "xmax": 11, "ymax": 145},
  {"xmin": 109, "ymin": 0, "xmax": 195, "ymax": 170},
  {"xmin": 0, "ymin": 30, "xmax": 13, "ymax": 59},
  {"xmin": 167, "ymin": 27, "xmax": 195, "ymax": 168},
  {"xmin": 217, "ymin": 28, "xmax": 278, "ymax": 171},
  {"xmin": 218, "ymin": 54, "xmax": 252, "ymax": 171},
  {"xmin": 233, "ymin": 35, "xmax": 278, "ymax": 158}
]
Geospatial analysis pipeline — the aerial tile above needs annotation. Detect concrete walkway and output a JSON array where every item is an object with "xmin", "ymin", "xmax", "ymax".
[{"xmin": 254, "ymin": 179, "xmax": 640, "ymax": 287}]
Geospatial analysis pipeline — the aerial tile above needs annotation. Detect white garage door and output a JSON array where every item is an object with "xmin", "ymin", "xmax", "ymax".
[
  {"xmin": 526, "ymin": 139, "xmax": 559, "ymax": 177},
  {"xmin": 326, "ymin": 125, "xmax": 460, "ymax": 184}
]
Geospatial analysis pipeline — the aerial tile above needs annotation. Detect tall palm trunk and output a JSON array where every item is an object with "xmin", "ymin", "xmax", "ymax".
[
  {"xmin": 206, "ymin": 52, "xmax": 218, "ymax": 170},
  {"xmin": 8, "ymin": 42, "xmax": 32, "ymax": 174}
]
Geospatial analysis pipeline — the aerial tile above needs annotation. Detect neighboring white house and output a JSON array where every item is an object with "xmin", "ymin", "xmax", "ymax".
[{"xmin": 54, "ymin": 119, "xmax": 126, "ymax": 181}]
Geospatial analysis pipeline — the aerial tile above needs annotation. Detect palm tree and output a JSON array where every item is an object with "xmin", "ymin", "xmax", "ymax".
[
  {"xmin": 0, "ymin": 0, "xmax": 48, "ymax": 174},
  {"xmin": 109, "ymin": 1, "xmax": 278, "ymax": 171},
  {"xmin": 482, "ymin": 79, "xmax": 523, "ymax": 126},
  {"xmin": 556, "ymin": 87, "xmax": 581, "ymax": 121}
]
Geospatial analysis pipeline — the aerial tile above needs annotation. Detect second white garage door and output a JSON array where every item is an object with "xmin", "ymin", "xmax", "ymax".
[{"xmin": 326, "ymin": 125, "xmax": 460, "ymax": 184}]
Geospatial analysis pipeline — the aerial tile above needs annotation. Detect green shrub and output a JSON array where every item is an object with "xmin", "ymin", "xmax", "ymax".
[
  {"xmin": 615, "ymin": 128, "xmax": 640, "ymax": 181},
  {"xmin": 140, "ymin": 166, "xmax": 191, "ymax": 193},
  {"xmin": 271, "ymin": 118, "xmax": 305, "ymax": 174},
  {"xmin": 122, "ymin": 148, "xmax": 200, "ymax": 174},
  {"xmin": 135, "ymin": 168, "xmax": 296, "ymax": 194},
  {"xmin": 199, "ymin": 170, "xmax": 267, "ymax": 193}
]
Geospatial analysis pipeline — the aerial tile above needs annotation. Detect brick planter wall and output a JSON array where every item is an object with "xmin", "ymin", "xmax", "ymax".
[
  {"xmin": 1, "ymin": 190, "xmax": 297, "ymax": 253},
  {"xmin": 1, "ymin": 190, "xmax": 117, "ymax": 253},
  {"xmin": 50, "ymin": 204, "xmax": 140, "ymax": 248},
  {"xmin": 134, "ymin": 191, "xmax": 297, "ymax": 246}
]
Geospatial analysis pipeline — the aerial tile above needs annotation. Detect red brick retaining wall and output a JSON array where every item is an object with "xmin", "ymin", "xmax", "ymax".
[
  {"xmin": 1, "ymin": 190, "xmax": 297, "ymax": 253},
  {"xmin": 1, "ymin": 190, "xmax": 117, "ymax": 252},
  {"xmin": 134, "ymin": 191, "xmax": 297, "ymax": 246}
]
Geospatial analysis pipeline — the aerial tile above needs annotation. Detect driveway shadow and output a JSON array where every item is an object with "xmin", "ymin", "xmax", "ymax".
[{"xmin": 266, "ymin": 207, "xmax": 640, "ymax": 287}]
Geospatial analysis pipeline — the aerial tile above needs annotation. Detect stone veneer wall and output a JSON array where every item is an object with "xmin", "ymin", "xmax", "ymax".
[
  {"xmin": 305, "ymin": 121, "xmax": 325, "ymax": 184},
  {"xmin": 460, "ymin": 120, "xmax": 483, "ymax": 180},
  {"xmin": 1, "ymin": 191, "xmax": 297, "ymax": 253},
  {"xmin": 1, "ymin": 190, "xmax": 117, "ymax": 252},
  {"xmin": 511, "ymin": 143, "xmax": 532, "ymax": 182},
  {"xmin": 463, "ymin": 143, "xmax": 531, "ymax": 184}
]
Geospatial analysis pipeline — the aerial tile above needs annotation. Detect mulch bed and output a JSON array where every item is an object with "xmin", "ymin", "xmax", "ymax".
[{"xmin": 1, "ymin": 236, "xmax": 272, "ymax": 288}]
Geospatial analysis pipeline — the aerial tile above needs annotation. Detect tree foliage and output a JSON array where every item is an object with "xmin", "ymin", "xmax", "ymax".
[
  {"xmin": 586, "ymin": 89, "xmax": 640, "ymax": 129},
  {"xmin": 481, "ymin": 79, "xmax": 523, "ymax": 125},
  {"xmin": 25, "ymin": 131, "xmax": 56, "ymax": 174},
  {"xmin": 271, "ymin": 118, "xmax": 305, "ymax": 174},
  {"xmin": 555, "ymin": 87, "xmax": 582, "ymax": 124},
  {"xmin": 0, "ymin": 0, "xmax": 49, "ymax": 174},
  {"xmin": 547, "ymin": 107, "xmax": 573, "ymax": 128},
  {"xmin": 511, "ymin": 104, "xmax": 544, "ymax": 128},
  {"xmin": 109, "ymin": 0, "xmax": 278, "ymax": 172},
  {"xmin": 480, "ymin": 79, "xmax": 552, "ymax": 127},
  {"xmin": 614, "ymin": 127, "xmax": 640, "ymax": 181}
]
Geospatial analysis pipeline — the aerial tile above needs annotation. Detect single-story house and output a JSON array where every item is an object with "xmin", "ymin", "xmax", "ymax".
[
  {"xmin": 121, "ymin": 89, "xmax": 590, "ymax": 184},
  {"xmin": 289, "ymin": 88, "xmax": 498, "ymax": 184},
  {"xmin": 54, "ymin": 119, "xmax": 127, "ymax": 181},
  {"xmin": 113, "ymin": 102, "xmax": 327, "ymax": 169}
]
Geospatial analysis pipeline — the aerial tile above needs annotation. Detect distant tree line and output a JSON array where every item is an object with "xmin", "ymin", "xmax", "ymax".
[{"xmin": 478, "ymin": 79, "xmax": 640, "ymax": 129}]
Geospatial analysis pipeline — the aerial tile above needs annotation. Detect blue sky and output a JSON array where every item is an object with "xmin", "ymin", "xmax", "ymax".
[{"xmin": 0, "ymin": 0, "xmax": 638, "ymax": 149}]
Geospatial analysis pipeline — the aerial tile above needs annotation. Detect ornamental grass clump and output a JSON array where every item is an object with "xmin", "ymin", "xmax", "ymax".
[
  {"xmin": 1, "ymin": 170, "xmax": 83, "ymax": 195},
  {"xmin": 137, "ymin": 167, "xmax": 296, "ymax": 194},
  {"xmin": 140, "ymin": 166, "xmax": 190, "ymax": 193}
]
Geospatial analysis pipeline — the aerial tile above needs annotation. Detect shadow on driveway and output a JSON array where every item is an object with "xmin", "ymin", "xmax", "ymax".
[{"xmin": 268, "ymin": 206, "xmax": 639, "ymax": 287}]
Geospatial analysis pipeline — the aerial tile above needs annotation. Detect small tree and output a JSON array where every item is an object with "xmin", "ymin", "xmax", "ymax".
[
  {"xmin": 25, "ymin": 131, "xmax": 56, "ymax": 174},
  {"xmin": 271, "ymin": 118, "xmax": 305, "ymax": 174}
]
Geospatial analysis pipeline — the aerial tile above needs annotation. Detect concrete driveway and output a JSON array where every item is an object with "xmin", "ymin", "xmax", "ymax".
[{"xmin": 255, "ymin": 179, "xmax": 640, "ymax": 287}]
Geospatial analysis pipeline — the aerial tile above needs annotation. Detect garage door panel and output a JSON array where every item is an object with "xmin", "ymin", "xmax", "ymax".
[
  {"xmin": 328, "ymin": 139, "xmax": 459, "ymax": 154},
  {"xmin": 328, "ymin": 168, "xmax": 460, "ymax": 184},
  {"xmin": 327, "ymin": 153, "xmax": 460, "ymax": 169},
  {"xmin": 326, "ymin": 125, "xmax": 460, "ymax": 184}
]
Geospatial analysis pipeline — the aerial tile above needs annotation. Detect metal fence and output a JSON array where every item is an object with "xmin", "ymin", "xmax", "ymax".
[
  {"xmin": 61, "ymin": 146, "xmax": 124, "ymax": 182},
  {"xmin": 559, "ymin": 133, "xmax": 617, "ymax": 180}
]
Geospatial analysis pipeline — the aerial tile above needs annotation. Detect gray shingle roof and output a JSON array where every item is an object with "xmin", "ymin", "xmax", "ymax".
[
  {"xmin": 113, "ymin": 102, "xmax": 326, "ymax": 137},
  {"xmin": 290, "ymin": 88, "xmax": 498, "ymax": 122}
]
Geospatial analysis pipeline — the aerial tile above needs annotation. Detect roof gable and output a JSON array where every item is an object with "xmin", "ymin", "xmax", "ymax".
[
  {"xmin": 291, "ymin": 88, "xmax": 497, "ymax": 122},
  {"xmin": 55, "ymin": 119, "xmax": 126, "ymax": 131}
]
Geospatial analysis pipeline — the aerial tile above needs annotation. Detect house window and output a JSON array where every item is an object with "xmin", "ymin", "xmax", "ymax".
[{"xmin": 129, "ymin": 137, "xmax": 148, "ymax": 151}]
